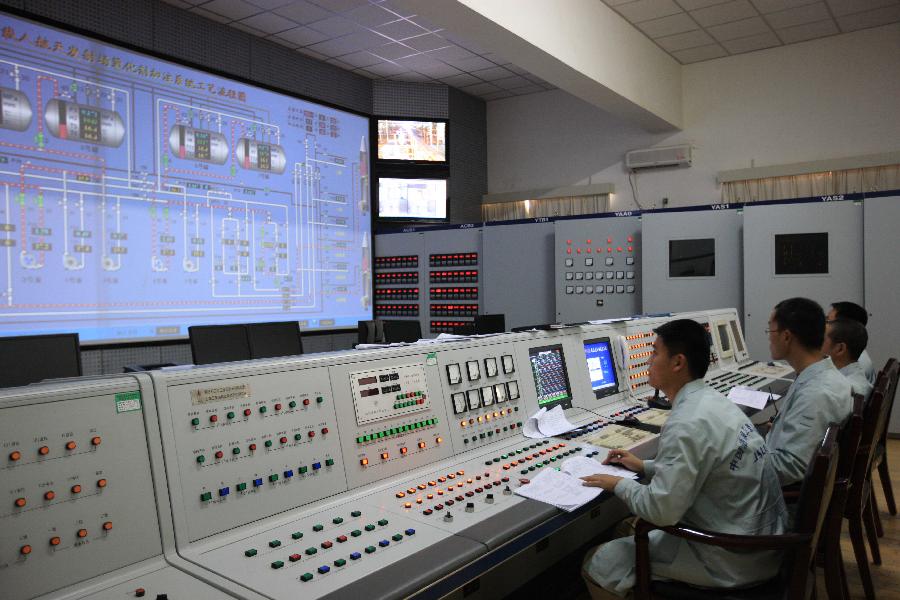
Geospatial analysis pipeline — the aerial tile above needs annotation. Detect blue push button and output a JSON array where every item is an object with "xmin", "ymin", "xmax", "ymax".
[
  {"xmin": 219, "ymin": 487, "xmax": 230, "ymax": 497},
  {"xmin": 253, "ymin": 478, "xmax": 263, "ymax": 487},
  {"xmin": 318, "ymin": 565, "xmax": 330, "ymax": 574},
  {"xmin": 284, "ymin": 469, "xmax": 294, "ymax": 478},
  {"xmin": 312, "ymin": 462, "xmax": 322, "ymax": 470},
  {"xmin": 378, "ymin": 539, "xmax": 390, "ymax": 547},
  {"xmin": 405, "ymin": 528, "xmax": 416, "ymax": 536},
  {"xmin": 350, "ymin": 552, "xmax": 362, "ymax": 560}
]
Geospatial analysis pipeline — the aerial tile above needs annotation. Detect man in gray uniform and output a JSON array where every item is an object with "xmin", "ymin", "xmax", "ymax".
[
  {"xmin": 767, "ymin": 298, "xmax": 852, "ymax": 486},
  {"xmin": 823, "ymin": 318, "xmax": 873, "ymax": 400},
  {"xmin": 580, "ymin": 319, "xmax": 788, "ymax": 598},
  {"xmin": 828, "ymin": 301, "xmax": 875, "ymax": 384}
]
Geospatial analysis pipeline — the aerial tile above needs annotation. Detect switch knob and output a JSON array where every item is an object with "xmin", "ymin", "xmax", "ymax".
[
  {"xmin": 443, "ymin": 512, "xmax": 453, "ymax": 522},
  {"xmin": 465, "ymin": 502, "xmax": 475, "ymax": 513}
]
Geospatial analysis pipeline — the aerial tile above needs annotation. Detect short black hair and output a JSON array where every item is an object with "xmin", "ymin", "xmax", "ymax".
[
  {"xmin": 827, "ymin": 318, "xmax": 868, "ymax": 361},
  {"xmin": 830, "ymin": 301, "xmax": 868, "ymax": 326},
  {"xmin": 773, "ymin": 297, "xmax": 825, "ymax": 350},
  {"xmin": 653, "ymin": 319, "xmax": 711, "ymax": 380}
]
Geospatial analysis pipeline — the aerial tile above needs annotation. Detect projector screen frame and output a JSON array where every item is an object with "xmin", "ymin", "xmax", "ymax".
[{"xmin": 0, "ymin": 7, "xmax": 376, "ymax": 346}]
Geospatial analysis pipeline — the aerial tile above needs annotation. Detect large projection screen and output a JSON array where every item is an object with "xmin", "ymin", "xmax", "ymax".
[{"xmin": 0, "ymin": 13, "xmax": 372, "ymax": 343}]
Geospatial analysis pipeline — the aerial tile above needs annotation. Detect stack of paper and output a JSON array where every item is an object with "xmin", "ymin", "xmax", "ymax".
[
  {"xmin": 728, "ymin": 386, "xmax": 779, "ymax": 410},
  {"xmin": 514, "ymin": 454, "xmax": 638, "ymax": 512},
  {"xmin": 523, "ymin": 405, "xmax": 577, "ymax": 438}
]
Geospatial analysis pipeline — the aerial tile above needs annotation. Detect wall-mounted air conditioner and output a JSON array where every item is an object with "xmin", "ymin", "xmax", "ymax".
[{"xmin": 626, "ymin": 144, "xmax": 692, "ymax": 170}]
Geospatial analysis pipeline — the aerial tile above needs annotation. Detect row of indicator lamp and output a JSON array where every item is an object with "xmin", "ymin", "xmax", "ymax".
[
  {"xmin": 358, "ymin": 437, "xmax": 443, "ymax": 466},
  {"xmin": 19, "ymin": 522, "xmax": 114, "ymax": 554},
  {"xmin": 199, "ymin": 460, "xmax": 336, "ymax": 501},
  {"xmin": 460, "ymin": 407, "xmax": 518, "ymax": 426},
  {"xmin": 190, "ymin": 397, "xmax": 325, "ymax": 426},
  {"xmin": 13, "ymin": 479, "xmax": 107, "ymax": 508},
  {"xmin": 195, "ymin": 428, "xmax": 330, "ymax": 462},
  {"xmin": 355, "ymin": 418, "xmax": 438, "ymax": 444},
  {"xmin": 394, "ymin": 391, "xmax": 426, "ymax": 409},
  {"xmin": 8, "ymin": 437, "xmax": 102, "ymax": 461}
]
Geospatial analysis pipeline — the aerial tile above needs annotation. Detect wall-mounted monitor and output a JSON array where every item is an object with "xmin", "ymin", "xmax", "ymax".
[
  {"xmin": 775, "ymin": 233, "xmax": 828, "ymax": 275},
  {"xmin": 528, "ymin": 344, "xmax": 573, "ymax": 411},
  {"xmin": 0, "ymin": 12, "xmax": 371, "ymax": 343},
  {"xmin": 377, "ymin": 177, "xmax": 447, "ymax": 220},
  {"xmin": 583, "ymin": 337, "xmax": 620, "ymax": 399},
  {"xmin": 669, "ymin": 238, "xmax": 715, "ymax": 277},
  {"xmin": 377, "ymin": 119, "xmax": 447, "ymax": 163}
]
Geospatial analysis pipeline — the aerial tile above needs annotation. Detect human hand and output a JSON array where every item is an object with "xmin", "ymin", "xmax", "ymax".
[
  {"xmin": 602, "ymin": 448, "xmax": 644, "ymax": 473},
  {"xmin": 580, "ymin": 474, "xmax": 623, "ymax": 491}
]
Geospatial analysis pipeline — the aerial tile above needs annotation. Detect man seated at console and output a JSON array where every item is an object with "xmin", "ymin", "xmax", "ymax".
[
  {"xmin": 828, "ymin": 301, "xmax": 875, "ymax": 383},
  {"xmin": 823, "ymin": 318, "xmax": 873, "ymax": 400},
  {"xmin": 766, "ymin": 297, "xmax": 852, "ymax": 486},
  {"xmin": 579, "ymin": 319, "xmax": 787, "ymax": 598}
]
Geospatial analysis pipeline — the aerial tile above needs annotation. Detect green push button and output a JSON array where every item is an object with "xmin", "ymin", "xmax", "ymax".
[
  {"xmin": 259, "ymin": 406, "xmax": 267, "ymax": 414},
  {"xmin": 236, "ymin": 482, "xmax": 247, "ymax": 492},
  {"xmin": 269, "ymin": 474, "xmax": 279, "ymax": 483},
  {"xmin": 365, "ymin": 524, "xmax": 375, "ymax": 532},
  {"xmin": 244, "ymin": 548, "xmax": 257, "ymax": 557},
  {"xmin": 356, "ymin": 436, "xmax": 364, "ymax": 443},
  {"xmin": 502, "ymin": 454, "xmax": 509, "ymax": 459},
  {"xmin": 232, "ymin": 447, "xmax": 240, "ymax": 455},
  {"xmin": 351, "ymin": 530, "xmax": 362, "ymax": 537},
  {"xmin": 264, "ymin": 440, "xmax": 273, "ymax": 448},
  {"xmin": 191, "ymin": 417, "xmax": 200, "ymax": 426},
  {"xmin": 316, "ymin": 396, "xmax": 324, "ymax": 404},
  {"xmin": 299, "ymin": 466, "xmax": 308, "ymax": 474},
  {"xmin": 378, "ymin": 519, "xmax": 388, "ymax": 526},
  {"xmin": 325, "ymin": 458, "xmax": 335, "ymax": 467},
  {"xmin": 334, "ymin": 558, "xmax": 346, "ymax": 567},
  {"xmin": 521, "ymin": 469, "xmax": 529, "ymax": 475},
  {"xmin": 332, "ymin": 517, "xmax": 343, "ymax": 525},
  {"xmin": 271, "ymin": 560, "xmax": 284, "ymax": 569},
  {"xmin": 305, "ymin": 547, "xmax": 317, "ymax": 555},
  {"xmin": 301, "ymin": 573, "xmax": 314, "ymax": 582},
  {"xmin": 269, "ymin": 540, "xmax": 281, "ymax": 548},
  {"xmin": 200, "ymin": 491, "xmax": 212, "ymax": 501},
  {"xmin": 289, "ymin": 400, "xmax": 297, "ymax": 408},
  {"xmin": 292, "ymin": 531, "xmax": 303, "ymax": 540},
  {"xmin": 365, "ymin": 546, "xmax": 376, "ymax": 554},
  {"xmin": 351, "ymin": 510, "xmax": 362, "ymax": 517},
  {"xmin": 313, "ymin": 524, "xmax": 324, "ymax": 532},
  {"xmin": 196, "ymin": 455, "xmax": 205, "ymax": 464},
  {"xmin": 392, "ymin": 534, "xmax": 402, "ymax": 542},
  {"xmin": 295, "ymin": 433, "xmax": 303, "ymax": 441},
  {"xmin": 550, "ymin": 456, "xmax": 557, "ymax": 462},
  {"xmin": 227, "ymin": 411, "xmax": 235, "ymax": 419}
]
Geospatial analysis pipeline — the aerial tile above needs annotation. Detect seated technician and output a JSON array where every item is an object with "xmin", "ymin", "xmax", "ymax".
[
  {"xmin": 580, "ymin": 319, "xmax": 787, "ymax": 598},
  {"xmin": 828, "ymin": 301, "xmax": 875, "ymax": 383},
  {"xmin": 823, "ymin": 318, "xmax": 873, "ymax": 400},
  {"xmin": 767, "ymin": 297, "xmax": 852, "ymax": 486}
]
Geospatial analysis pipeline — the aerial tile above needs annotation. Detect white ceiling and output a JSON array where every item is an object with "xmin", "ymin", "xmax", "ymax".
[
  {"xmin": 161, "ymin": 0, "xmax": 557, "ymax": 101},
  {"xmin": 602, "ymin": 0, "xmax": 900, "ymax": 64}
]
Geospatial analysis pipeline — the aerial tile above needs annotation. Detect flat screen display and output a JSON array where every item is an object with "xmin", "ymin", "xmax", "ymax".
[
  {"xmin": 669, "ymin": 238, "xmax": 715, "ymax": 277},
  {"xmin": 528, "ymin": 344, "xmax": 573, "ymax": 410},
  {"xmin": 377, "ymin": 119, "xmax": 446, "ymax": 162},
  {"xmin": 775, "ymin": 233, "xmax": 828, "ymax": 275},
  {"xmin": 0, "ymin": 13, "xmax": 371, "ymax": 343},
  {"xmin": 583, "ymin": 337, "xmax": 619, "ymax": 399},
  {"xmin": 378, "ymin": 178, "xmax": 447, "ymax": 220},
  {"xmin": 0, "ymin": 333, "xmax": 81, "ymax": 388}
]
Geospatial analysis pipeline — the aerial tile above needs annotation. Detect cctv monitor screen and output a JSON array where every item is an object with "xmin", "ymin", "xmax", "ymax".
[
  {"xmin": 669, "ymin": 238, "xmax": 715, "ymax": 277},
  {"xmin": 377, "ymin": 177, "xmax": 447, "ymax": 220},
  {"xmin": 377, "ymin": 119, "xmax": 446, "ymax": 162}
]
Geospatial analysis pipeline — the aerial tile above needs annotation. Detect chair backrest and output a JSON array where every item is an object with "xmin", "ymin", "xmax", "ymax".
[
  {"xmin": 836, "ymin": 393, "xmax": 865, "ymax": 483},
  {"xmin": 357, "ymin": 320, "xmax": 385, "ymax": 344},
  {"xmin": 382, "ymin": 319, "xmax": 422, "ymax": 343},
  {"xmin": 847, "ymin": 370, "xmax": 892, "ymax": 504},
  {"xmin": 189, "ymin": 324, "xmax": 251, "ymax": 365},
  {"xmin": 876, "ymin": 358, "xmax": 900, "ymax": 447},
  {"xmin": 247, "ymin": 321, "xmax": 303, "ymax": 359},
  {"xmin": 791, "ymin": 425, "xmax": 840, "ymax": 592},
  {"xmin": 474, "ymin": 314, "xmax": 506, "ymax": 334},
  {"xmin": 0, "ymin": 333, "xmax": 82, "ymax": 388}
]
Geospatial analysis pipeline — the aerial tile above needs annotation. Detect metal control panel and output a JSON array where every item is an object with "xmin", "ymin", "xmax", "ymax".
[
  {"xmin": 1, "ymin": 380, "xmax": 162, "ymax": 600},
  {"xmin": 329, "ymin": 353, "xmax": 454, "ymax": 489},
  {"xmin": 154, "ymin": 366, "xmax": 348, "ymax": 543}
]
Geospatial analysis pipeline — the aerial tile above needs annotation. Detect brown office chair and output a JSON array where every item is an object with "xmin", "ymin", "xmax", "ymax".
[
  {"xmin": 870, "ymin": 358, "xmax": 899, "ymax": 521},
  {"xmin": 632, "ymin": 425, "xmax": 840, "ymax": 600}
]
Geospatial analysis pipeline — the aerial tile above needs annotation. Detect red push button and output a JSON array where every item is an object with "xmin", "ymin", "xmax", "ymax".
[
  {"xmin": 275, "ymin": 403, "xmax": 282, "ymax": 411},
  {"xmin": 97, "ymin": 479, "xmax": 107, "ymax": 488},
  {"xmin": 321, "ymin": 427, "xmax": 329, "ymax": 435},
  {"xmin": 77, "ymin": 528, "xmax": 88, "ymax": 538},
  {"xmin": 71, "ymin": 484, "xmax": 82, "ymax": 494},
  {"xmin": 14, "ymin": 497, "xmax": 26, "ymax": 507},
  {"xmin": 9, "ymin": 450, "xmax": 21, "ymax": 461},
  {"xmin": 103, "ymin": 521, "xmax": 113, "ymax": 531},
  {"xmin": 44, "ymin": 491, "xmax": 55, "ymax": 501},
  {"xmin": 50, "ymin": 536, "xmax": 60, "ymax": 546},
  {"xmin": 308, "ymin": 431, "xmax": 315, "ymax": 438},
  {"xmin": 91, "ymin": 436, "xmax": 101, "ymax": 446},
  {"xmin": 20, "ymin": 545, "xmax": 31, "ymax": 555},
  {"xmin": 215, "ymin": 451, "xmax": 224, "ymax": 459},
  {"xmin": 244, "ymin": 409, "xmax": 252, "ymax": 416},
  {"xmin": 38, "ymin": 446, "xmax": 49, "ymax": 456},
  {"xmin": 209, "ymin": 415, "xmax": 218, "ymax": 423},
  {"xmin": 65, "ymin": 441, "xmax": 77, "ymax": 451}
]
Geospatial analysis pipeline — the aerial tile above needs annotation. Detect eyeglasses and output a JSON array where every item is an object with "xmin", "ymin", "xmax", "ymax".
[{"xmin": 765, "ymin": 328, "xmax": 783, "ymax": 335}]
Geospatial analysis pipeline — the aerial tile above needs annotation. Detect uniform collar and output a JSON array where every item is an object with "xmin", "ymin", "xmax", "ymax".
[
  {"xmin": 839, "ymin": 361, "xmax": 862, "ymax": 377},
  {"xmin": 794, "ymin": 357, "xmax": 834, "ymax": 387},
  {"xmin": 672, "ymin": 378, "xmax": 706, "ymax": 408}
]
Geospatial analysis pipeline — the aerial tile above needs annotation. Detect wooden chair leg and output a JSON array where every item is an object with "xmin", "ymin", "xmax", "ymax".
[
  {"xmin": 863, "ymin": 501, "xmax": 882, "ymax": 565},
  {"xmin": 878, "ymin": 457, "xmax": 898, "ymax": 515},
  {"xmin": 823, "ymin": 534, "xmax": 847, "ymax": 600},
  {"xmin": 849, "ymin": 516, "xmax": 876, "ymax": 600},
  {"xmin": 840, "ymin": 556, "xmax": 850, "ymax": 600},
  {"xmin": 871, "ymin": 493, "xmax": 884, "ymax": 538}
]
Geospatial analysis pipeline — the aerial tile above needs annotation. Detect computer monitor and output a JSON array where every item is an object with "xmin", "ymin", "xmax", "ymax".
[
  {"xmin": 474, "ymin": 314, "xmax": 506, "ymax": 334},
  {"xmin": 582, "ymin": 337, "xmax": 620, "ymax": 400},
  {"xmin": 528, "ymin": 344, "xmax": 573, "ymax": 411},
  {"xmin": 382, "ymin": 319, "xmax": 422, "ymax": 343},
  {"xmin": 247, "ymin": 321, "xmax": 303, "ymax": 359},
  {"xmin": 189, "ymin": 325, "xmax": 251, "ymax": 365},
  {"xmin": 0, "ymin": 333, "xmax": 82, "ymax": 388},
  {"xmin": 715, "ymin": 321, "xmax": 734, "ymax": 360}
]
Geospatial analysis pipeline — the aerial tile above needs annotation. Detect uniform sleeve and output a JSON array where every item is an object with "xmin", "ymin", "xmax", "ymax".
[
  {"xmin": 765, "ymin": 391, "xmax": 822, "ymax": 486},
  {"xmin": 613, "ymin": 420, "xmax": 714, "ymax": 526},
  {"xmin": 642, "ymin": 459, "xmax": 656, "ymax": 477}
]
